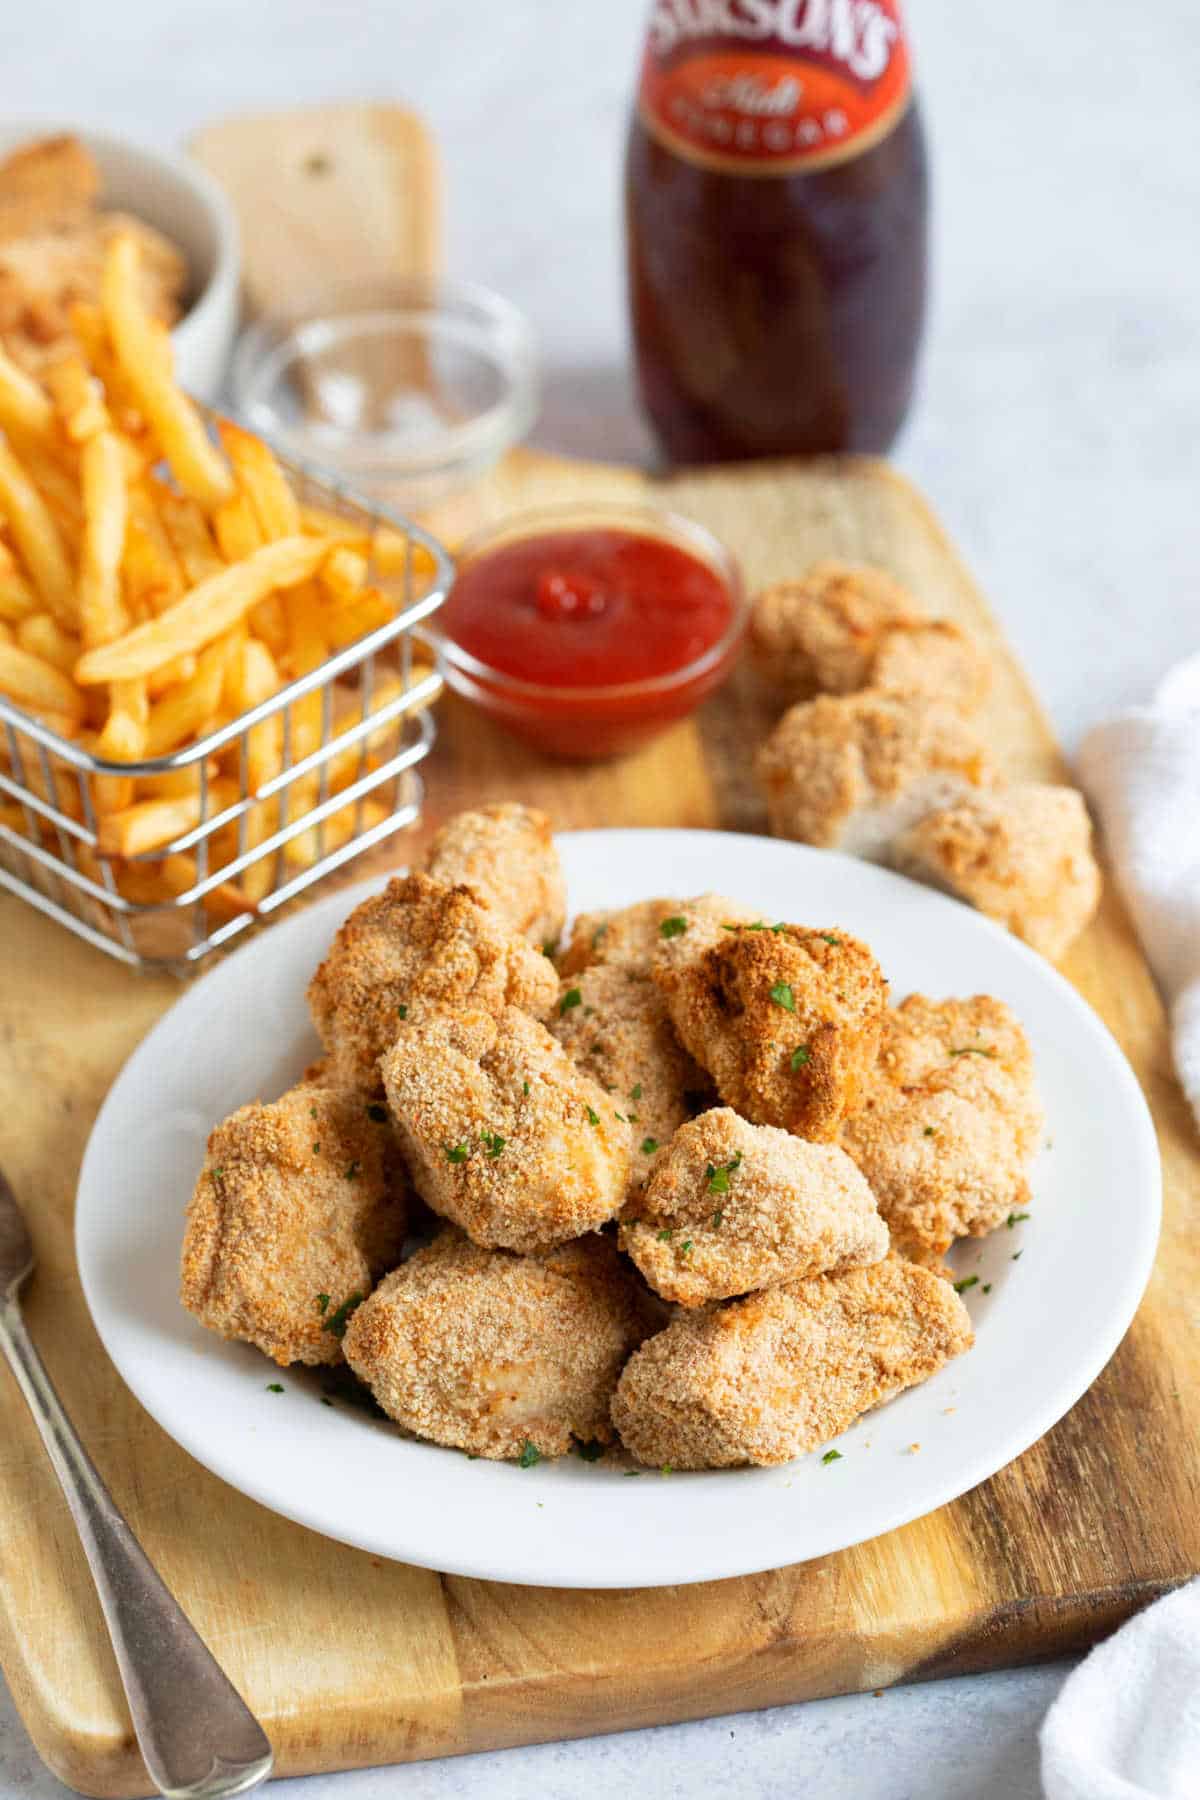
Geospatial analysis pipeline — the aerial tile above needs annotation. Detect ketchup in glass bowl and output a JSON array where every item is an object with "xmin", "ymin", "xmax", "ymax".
[{"xmin": 435, "ymin": 504, "xmax": 746, "ymax": 758}]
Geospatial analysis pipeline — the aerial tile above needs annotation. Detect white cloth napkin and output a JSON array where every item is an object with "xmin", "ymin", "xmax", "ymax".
[
  {"xmin": 1076, "ymin": 652, "xmax": 1200, "ymax": 1131},
  {"xmin": 1041, "ymin": 1579, "xmax": 1200, "ymax": 1798}
]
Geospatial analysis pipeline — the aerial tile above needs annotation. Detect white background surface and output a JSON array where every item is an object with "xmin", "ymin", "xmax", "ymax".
[{"xmin": 0, "ymin": 0, "xmax": 1195, "ymax": 1794}]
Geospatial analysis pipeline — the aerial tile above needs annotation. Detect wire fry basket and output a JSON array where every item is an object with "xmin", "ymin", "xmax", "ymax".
[{"xmin": 0, "ymin": 455, "xmax": 453, "ymax": 974}]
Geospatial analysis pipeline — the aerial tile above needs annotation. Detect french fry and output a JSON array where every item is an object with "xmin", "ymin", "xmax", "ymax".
[
  {"xmin": 151, "ymin": 479, "xmax": 225, "ymax": 585},
  {"xmin": 146, "ymin": 652, "xmax": 197, "ymax": 697},
  {"xmin": 325, "ymin": 589, "xmax": 396, "ymax": 649},
  {"xmin": 135, "ymin": 762, "xmax": 216, "ymax": 800},
  {"xmin": 318, "ymin": 545, "xmax": 369, "ymax": 607},
  {"xmin": 68, "ymin": 302, "xmax": 148, "ymax": 436},
  {"xmin": 74, "ymin": 536, "xmax": 331, "ymax": 684},
  {"xmin": 0, "ymin": 620, "xmax": 9, "ymax": 643},
  {"xmin": 0, "ymin": 638, "xmax": 84, "ymax": 720},
  {"xmin": 143, "ymin": 638, "xmax": 235, "ymax": 757},
  {"xmin": 93, "ymin": 678, "xmax": 149, "ymax": 812},
  {"xmin": 0, "ymin": 342, "xmax": 56, "ymax": 443},
  {"xmin": 122, "ymin": 481, "xmax": 185, "ymax": 617},
  {"xmin": 283, "ymin": 798, "xmax": 389, "ymax": 869},
  {"xmin": 0, "ymin": 433, "xmax": 76, "ymax": 625},
  {"xmin": 223, "ymin": 636, "xmax": 282, "ymax": 903},
  {"xmin": 16, "ymin": 612, "xmax": 80, "ymax": 674},
  {"xmin": 96, "ymin": 779, "xmax": 237, "ymax": 858},
  {"xmin": 45, "ymin": 356, "xmax": 110, "ymax": 443},
  {"xmin": 101, "ymin": 235, "xmax": 232, "ymax": 511},
  {"xmin": 212, "ymin": 490, "xmax": 262, "ymax": 562},
  {"xmin": 218, "ymin": 419, "xmax": 300, "ymax": 540},
  {"xmin": 0, "ymin": 542, "xmax": 38, "ymax": 621},
  {"xmin": 78, "ymin": 430, "xmax": 129, "ymax": 649}
]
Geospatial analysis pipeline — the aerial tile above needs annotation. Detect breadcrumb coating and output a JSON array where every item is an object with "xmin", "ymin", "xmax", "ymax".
[
  {"xmin": 749, "ymin": 563, "xmax": 990, "ymax": 715},
  {"xmin": 558, "ymin": 893, "xmax": 755, "ymax": 979},
  {"xmin": 549, "ymin": 963, "xmax": 711, "ymax": 1193},
  {"xmin": 894, "ymin": 784, "xmax": 1101, "ymax": 962},
  {"xmin": 653, "ymin": 922, "xmax": 888, "ymax": 1141},
  {"xmin": 180, "ymin": 1082, "xmax": 409, "ymax": 1367},
  {"xmin": 382, "ymin": 1004, "xmax": 632, "ymax": 1252},
  {"xmin": 621, "ymin": 1107, "xmax": 888, "ymax": 1306},
  {"xmin": 755, "ymin": 691, "xmax": 993, "ymax": 859},
  {"xmin": 611, "ymin": 1259, "xmax": 973, "ymax": 1468},
  {"xmin": 307, "ymin": 873, "xmax": 558, "ymax": 1092},
  {"xmin": 423, "ymin": 804, "xmax": 567, "ymax": 949},
  {"xmin": 343, "ymin": 1227, "xmax": 650, "ymax": 1460},
  {"xmin": 841, "ymin": 994, "xmax": 1043, "ymax": 1264}
]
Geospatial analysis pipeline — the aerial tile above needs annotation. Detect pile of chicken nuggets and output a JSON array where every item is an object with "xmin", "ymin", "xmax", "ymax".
[{"xmin": 181, "ymin": 801, "xmax": 1044, "ymax": 1471}]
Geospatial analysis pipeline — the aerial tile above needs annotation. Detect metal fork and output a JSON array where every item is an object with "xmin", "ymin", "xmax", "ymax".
[{"xmin": 0, "ymin": 1164, "xmax": 273, "ymax": 1799}]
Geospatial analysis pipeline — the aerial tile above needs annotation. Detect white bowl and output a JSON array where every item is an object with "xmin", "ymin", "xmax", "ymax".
[{"xmin": 0, "ymin": 123, "xmax": 240, "ymax": 402}]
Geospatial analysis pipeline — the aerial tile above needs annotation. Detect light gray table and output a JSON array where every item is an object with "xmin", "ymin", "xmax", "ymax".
[{"xmin": 1, "ymin": 0, "xmax": 1194, "ymax": 1793}]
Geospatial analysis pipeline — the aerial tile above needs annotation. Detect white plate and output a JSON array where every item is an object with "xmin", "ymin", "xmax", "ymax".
[{"xmin": 76, "ymin": 831, "xmax": 1161, "ymax": 1589}]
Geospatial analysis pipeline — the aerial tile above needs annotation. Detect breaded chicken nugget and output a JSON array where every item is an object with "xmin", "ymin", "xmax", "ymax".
[
  {"xmin": 382, "ymin": 1004, "xmax": 632, "ymax": 1252},
  {"xmin": 558, "ymin": 892, "xmax": 756, "ymax": 980},
  {"xmin": 894, "ymin": 784, "xmax": 1101, "ymax": 963},
  {"xmin": 180, "ymin": 1082, "xmax": 409, "ymax": 1367},
  {"xmin": 755, "ymin": 691, "xmax": 993, "ymax": 861},
  {"xmin": 654, "ymin": 922, "xmax": 888, "ymax": 1141},
  {"xmin": 841, "ymin": 994, "xmax": 1042, "ymax": 1265},
  {"xmin": 423, "ymin": 803, "xmax": 567, "ymax": 949},
  {"xmin": 343, "ymin": 1227, "xmax": 650, "ymax": 1460},
  {"xmin": 750, "ymin": 561, "xmax": 988, "ymax": 715},
  {"xmin": 612, "ymin": 1259, "xmax": 973, "ymax": 1468},
  {"xmin": 621, "ymin": 1107, "xmax": 888, "ymax": 1306},
  {"xmin": 549, "ymin": 963, "xmax": 711, "ymax": 1193},
  {"xmin": 307, "ymin": 873, "xmax": 558, "ymax": 1092}
]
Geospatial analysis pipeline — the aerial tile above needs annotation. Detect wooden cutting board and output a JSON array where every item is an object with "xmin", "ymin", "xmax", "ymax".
[{"xmin": 1, "ymin": 451, "xmax": 1196, "ymax": 1798}]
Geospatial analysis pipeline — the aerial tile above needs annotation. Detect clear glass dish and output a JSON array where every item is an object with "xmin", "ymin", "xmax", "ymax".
[
  {"xmin": 231, "ymin": 278, "xmax": 539, "ymax": 510},
  {"xmin": 434, "ymin": 502, "xmax": 747, "ymax": 760}
]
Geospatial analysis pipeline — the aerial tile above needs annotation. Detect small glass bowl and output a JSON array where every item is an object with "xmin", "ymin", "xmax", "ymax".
[
  {"xmin": 435, "ymin": 502, "xmax": 747, "ymax": 760},
  {"xmin": 231, "ymin": 278, "xmax": 539, "ymax": 509}
]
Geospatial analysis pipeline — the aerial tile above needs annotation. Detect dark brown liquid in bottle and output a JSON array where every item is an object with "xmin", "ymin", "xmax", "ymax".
[{"xmin": 626, "ymin": 102, "xmax": 929, "ymax": 463}]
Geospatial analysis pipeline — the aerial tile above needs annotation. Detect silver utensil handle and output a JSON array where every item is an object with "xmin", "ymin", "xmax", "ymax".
[{"xmin": 0, "ymin": 1295, "xmax": 273, "ymax": 1800}]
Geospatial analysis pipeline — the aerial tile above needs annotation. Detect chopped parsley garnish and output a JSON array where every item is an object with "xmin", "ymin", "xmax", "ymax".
[
  {"xmin": 573, "ymin": 1438, "xmax": 604, "ymax": 1462},
  {"xmin": 1012, "ymin": 1250, "xmax": 1023, "ymax": 1261},
  {"xmin": 523, "ymin": 1080, "xmax": 530, "ymax": 1095},
  {"xmin": 659, "ymin": 916, "xmax": 688, "ymax": 939},
  {"xmin": 444, "ymin": 1142, "xmax": 470, "ymax": 1163},
  {"xmin": 309, "ymin": 1105, "xmax": 318, "ymax": 1118},
  {"xmin": 316, "ymin": 1293, "xmax": 330, "ymax": 1314},
  {"xmin": 949, "ymin": 1045, "xmax": 996, "ymax": 1059},
  {"xmin": 769, "ymin": 981, "xmax": 796, "ymax": 1012},
  {"xmin": 641, "ymin": 1137, "xmax": 659, "ymax": 1156},
  {"xmin": 344, "ymin": 1160, "xmax": 361, "ymax": 1181},
  {"xmin": 311, "ymin": 1142, "xmax": 321, "ymax": 1155},
  {"xmin": 790, "ymin": 1044, "xmax": 811, "ymax": 1071},
  {"xmin": 584, "ymin": 1005, "xmax": 596, "ymax": 1018},
  {"xmin": 821, "ymin": 1449, "xmax": 843, "ymax": 1466},
  {"xmin": 266, "ymin": 1382, "xmax": 284, "ymax": 1393},
  {"xmin": 592, "ymin": 923, "xmax": 609, "ymax": 947},
  {"xmin": 953, "ymin": 1276, "xmax": 979, "ymax": 1294},
  {"xmin": 560, "ymin": 987, "xmax": 583, "ymax": 1015},
  {"xmin": 320, "ymin": 1396, "xmax": 334, "ymax": 1407},
  {"xmin": 614, "ymin": 1111, "xmax": 628, "ymax": 1123},
  {"xmin": 518, "ymin": 1441, "xmax": 541, "ymax": 1469},
  {"xmin": 982, "ymin": 1283, "xmax": 993, "ymax": 1294},
  {"xmin": 656, "ymin": 1227, "xmax": 675, "ymax": 1242},
  {"xmin": 923, "ymin": 1126, "xmax": 937, "ymax": 1137},
  {"xmin": 820, "ymin": 933, "xmax": 841, "ymax": 946},
  {"xmin": 480, "ymin": 1131, "xmax": 506, "ymax": 1158},
  {"xmin": 586, "ymin": 1106, "xmax": 601, "ymax": 1126},
  {"xmin": 542, "ymin": 940, "xmax": 558, "ymax": 958},
  {"xmin": 707, "ymin": 1151, "xmax": 743, "ymax": 1194},
  {"xmin": 397, "ymin": 1003, "xmax": 408, "ymax": 1020},
  {"xmin": 680, "ymin": 1240, "xmax": 693, "ymax": 1257},
  {"xmin": 712, "ymin": 1208, "xmax": 724, "ymax": 1228},
  {"xmin": 367, "ymin": 1103, "xmax": 388, "ymax": 1122},
  {"xmin": 660, "ymin": 1463, "xmax": 673, "ymax": 1477},
  {"xmin": 631, "ymin": 1083, "xmax": 643, "ymax": 1101},
  {"xmin": 623, "ymin": 1469, "xmax": 641, "ymax": 1477},
  {"xmin": 1006, "ymin": 1211, "xmax": 1030, "ymax": 1228},
  {"xmin": 210, "ymin": 1166, "xmax": 226, "ymax": 1198},
  {"xmin": 322, "ymin": 1293, "xmax": 364, "ymax": 1339}
]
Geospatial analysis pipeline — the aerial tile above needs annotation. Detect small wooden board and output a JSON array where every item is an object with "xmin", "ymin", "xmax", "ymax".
[{"xmin": 1, "ymin": 454, "xmax": 1195, "ymax": 1798}]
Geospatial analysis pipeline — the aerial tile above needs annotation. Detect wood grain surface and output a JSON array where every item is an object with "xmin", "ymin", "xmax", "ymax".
[{"xmin": 0, "ymin": 453, "xmax": 1195, "ymax": 1798}]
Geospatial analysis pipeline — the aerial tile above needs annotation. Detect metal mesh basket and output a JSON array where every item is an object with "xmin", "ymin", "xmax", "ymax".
[{"xmin": 0, "ymin": 456, "xmax": 452, "ymax": 973}]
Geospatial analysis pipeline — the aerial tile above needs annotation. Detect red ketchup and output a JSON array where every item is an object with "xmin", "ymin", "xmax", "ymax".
[{"xmin": 440, "ymin": 524, "xmax": 740, "ymax": 758}]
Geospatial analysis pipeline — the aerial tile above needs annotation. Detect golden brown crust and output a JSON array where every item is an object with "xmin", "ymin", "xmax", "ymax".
[
  {"xmin": 307, "ymin": 873, "xmax": 558, "ymax": 1092},
  {"xmin": 382, "ymin": 1004, "xmax": 632, "ymax": 1252},
  {"xmin": 611, "ymin": 1260, "xmax": 973, "ymax": 1468},
  {"xmin": 557, "ymin": 893, "xmax": 755, "ymax": 980},
  {"xmin": 653, "ymin": 923, "xmax": 888, "ymax": 1141},
  {"xmin": 549, "ymin": 963, "xmax": 710, "ymax": 1194},
  {"xmin": 179, "ymin": 1082, "xmax": 409, "ymax": 1368},
  {"xmin": 621, "ymin": 1107, "xmax": 888, "ymax": 1306},
  {"xmin": 749, "ymin": 562, "xmax": 925, "ymax": 703},
  {"xmin": 895, "ymin": 784, "xmax": 1102, "ymax": 962},
  {"xmin": 343, "ymin": 1227, "xmax": 650, "ymax": 1460},
  {"xmin": 840, "ymin": 994, "xmax": 1043, "ymax": 1263},
  {"xmin": 754, "ymin": 691, "xmax": 993, "ymax": 854},
  {"xmin": 424, "ymin": 804, "xmax": 567, "ymax": 948}
]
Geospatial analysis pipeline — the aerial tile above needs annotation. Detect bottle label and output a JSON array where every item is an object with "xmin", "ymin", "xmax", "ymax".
[{"xmin": 637, "ymin": 0, "xmax": 912, "ymax": 175}]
